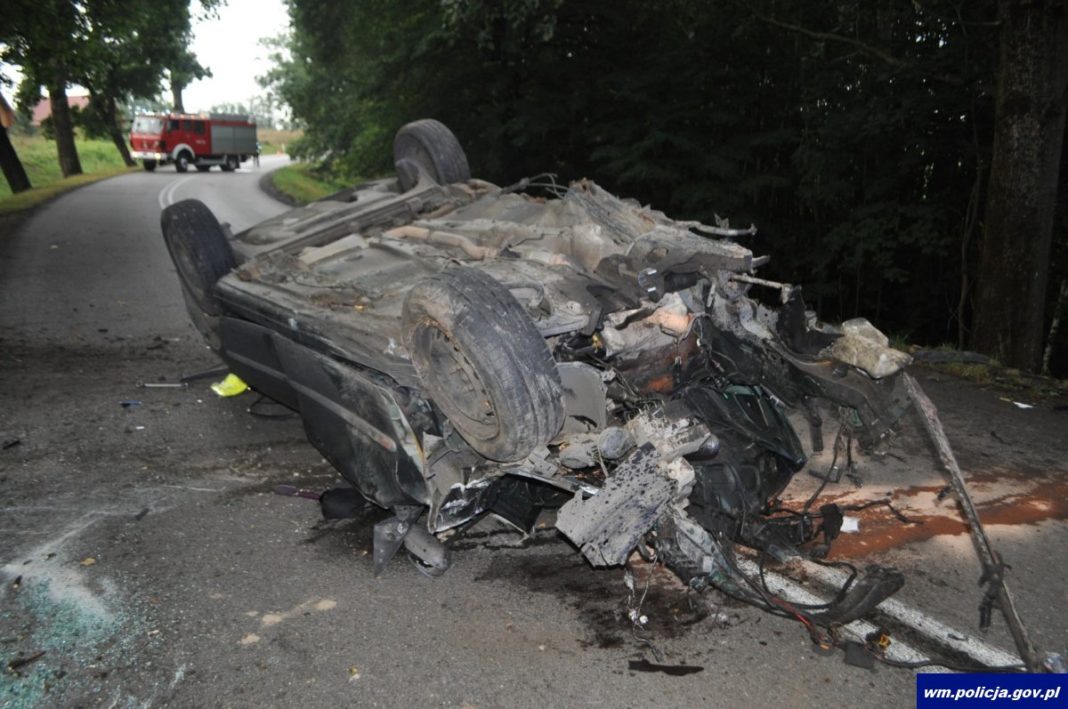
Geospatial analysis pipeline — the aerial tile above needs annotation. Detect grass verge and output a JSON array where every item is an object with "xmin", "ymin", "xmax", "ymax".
[
  {"xmin": 1, "ymin": 133, "xmax": 139, "ymax": 218},
  {"xmin": 0, "ymin": 165, "xmax": 137, "ymax": 216},
  {"xmin": 1, "ymin": 134, "xmax": 131, "ymax": 198},
  {"xmin": 270, "ymin": 162, "xmax": 352, "ymax": 204}
]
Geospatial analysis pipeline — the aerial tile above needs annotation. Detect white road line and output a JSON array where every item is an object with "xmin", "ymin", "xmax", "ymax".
[
  {"xmin": 735, "ymin": 557, "xmax": 949, "ymax": 671},
  {"xmin": 157, "ymin": 176, "xmax": 193, "ymax": 210},
  {"xmin": 736, "ymin": 555, "xmax": 1025, "ymax": 671},
  {"xmin": 789, "ymin": 555, "xmax": 1026, "ymax": 668},
  {"xmin": 156, "ymin": 180, "xmax": 171, "ymax": 210}
]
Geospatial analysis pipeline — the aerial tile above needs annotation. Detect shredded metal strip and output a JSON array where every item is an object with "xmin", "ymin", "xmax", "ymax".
[{"xmin": 903, "ymin": 373, "xmax": 1041, "ymax": 671}]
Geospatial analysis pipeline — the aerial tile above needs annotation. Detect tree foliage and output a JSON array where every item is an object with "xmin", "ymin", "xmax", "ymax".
[
  {"xmin": 1, "ymin": 0, "xmax": 217, "ymax": 175},
  {"xmin": 266, "ymin": 1, "xmax": 1022, "ymax": 357}
]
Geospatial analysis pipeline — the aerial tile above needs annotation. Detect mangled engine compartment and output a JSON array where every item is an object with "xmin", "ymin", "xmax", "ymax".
[{"xmin": 341, "ymin": 181, "xmax": 917, "ymax": 621}]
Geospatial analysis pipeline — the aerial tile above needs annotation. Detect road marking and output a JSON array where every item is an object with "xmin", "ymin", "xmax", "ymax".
[
  {"xmin": 735, "ymin": 556, "xmax": 1024, "ymax": 671},
  {"xmin": 157, "ymin": 176, "xmax": 193, "ymax": 210},
  {"xmin": 789, "ymin": 554, "xmax": 1026, "ymax": 668}
]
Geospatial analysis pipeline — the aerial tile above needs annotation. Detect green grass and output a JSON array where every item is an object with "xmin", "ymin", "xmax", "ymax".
[
  {"xmin": 271, "ymin": 162, "xmax": 352, "ymax": 204},
  {"xmin": 0, "ymin": 165, "xmax": 136, "ymax": 216},
  {"xmin": 1, "ymin": 133, "xmax": 136, "ymax": 214}
]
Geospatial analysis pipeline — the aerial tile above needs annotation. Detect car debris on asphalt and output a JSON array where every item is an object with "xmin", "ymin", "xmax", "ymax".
[{"xmin": 158, "ymin": 119, "xmax": 1061, "ymax": 673}]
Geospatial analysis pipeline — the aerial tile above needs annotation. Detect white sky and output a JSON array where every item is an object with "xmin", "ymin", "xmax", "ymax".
[
  {"xmin": 0, "ymin": 0, "xmax": 290, "ymax": 112},
  {"xmin": 183, "ymin": 0, "xmax": 291, "ymax": 112}
]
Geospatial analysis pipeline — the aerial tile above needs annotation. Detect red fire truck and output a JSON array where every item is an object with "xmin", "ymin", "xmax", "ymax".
[{"xmin": 129, "ymin": 113, "xmax": 258, "ymax": 172}]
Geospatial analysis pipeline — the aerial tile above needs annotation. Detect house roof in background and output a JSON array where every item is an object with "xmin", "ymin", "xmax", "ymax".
[{"xmin": 30, "ymin": 94, "xmax": 90, "ymax": 125}]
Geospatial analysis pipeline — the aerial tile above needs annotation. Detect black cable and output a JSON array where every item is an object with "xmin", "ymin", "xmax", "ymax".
[
  {"xmin": 803, "ymin": 427, "xmax": 842, "ymax": 512},
  {"xmin": 756, "ymin": 552, "xmax": 860, "ymax": 612},
  {"xmin": 841, "ymin": 498, "xmax": 922, "ymax": 525}
]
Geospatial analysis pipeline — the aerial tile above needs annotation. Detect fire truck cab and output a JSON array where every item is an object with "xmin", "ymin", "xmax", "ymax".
[{"xmin": 130, "ymin": 113, "xmax": 258, "ymax": 173}]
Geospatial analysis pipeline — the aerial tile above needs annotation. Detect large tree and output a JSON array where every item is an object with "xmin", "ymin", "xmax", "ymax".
[
  {"xmin": 76, "ymin": 0, "xmax": 196, "ymax": 166},
  {"xmin": 169, "ymin": 49, "xmax": 211, "ymax": 113},
  {"xmin": 972, "ymin": 0, "xmax": 1068, "ymax": 370},
  {"xmin": 4, "ymin": 0, "xmax": 84, "ymax": 177}
]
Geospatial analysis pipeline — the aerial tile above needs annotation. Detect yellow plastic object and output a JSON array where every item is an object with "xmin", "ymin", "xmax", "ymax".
[{"xmin": 211, "ymin": 373, "xmax": 249, "ymax": 397}]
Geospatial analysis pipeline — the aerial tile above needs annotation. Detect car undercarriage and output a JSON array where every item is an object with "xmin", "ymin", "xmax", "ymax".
[{"xmin": 160, "ymin": 119, "xmax": 1059, "ymax": 673}]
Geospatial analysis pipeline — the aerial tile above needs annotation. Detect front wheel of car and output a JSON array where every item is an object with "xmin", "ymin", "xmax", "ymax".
[
  {"xmin": 175, "ymin": 152, "xmax": 192, "ymax": 173},
  {"xmin": 160, "ymin": 199, "xmax": 237, "ymax": 349},
  {"xmin": 403, "ymin": 266, "xmax": 563, "ymax": 462},
  {"xmin": 143, "ymin": 160, "xmax": 156, "ymax": 172}
]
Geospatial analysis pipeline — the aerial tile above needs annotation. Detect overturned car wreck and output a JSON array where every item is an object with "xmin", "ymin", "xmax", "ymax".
[{"xmin": 161, "ymin": 120, "xmax": 1053, "ymax": 671}]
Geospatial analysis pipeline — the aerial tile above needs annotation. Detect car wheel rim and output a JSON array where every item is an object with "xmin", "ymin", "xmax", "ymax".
[{"xmin": 418, "ymin": 324, "xmax": 499, "ymax": 441}]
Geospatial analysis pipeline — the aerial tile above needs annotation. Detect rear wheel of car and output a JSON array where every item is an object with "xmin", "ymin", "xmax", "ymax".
[
  {"xmin": 221, "ymin": 154, "xmax": 238, "ymax": 172},
  {"xmin": 143, "ymin": 160, "xmax": 156, "ymax": 172},
  {"xmin": 160, "ymin": 199, "xmax": 236, "ymax": 348},
  {"xmin": 393, "ymin": 119, "xmax": 470, "ymax": 192},
  {"xmin": 403, "ymin": 265, "xmax": 563, "ymax": 462},
  {"xmin": 175, "ymin": 152, "xmax": 192, "ymax": 173}
]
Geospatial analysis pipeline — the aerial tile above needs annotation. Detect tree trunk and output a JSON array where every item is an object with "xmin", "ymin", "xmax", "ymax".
[
  {"xmin": 103, "ymin": 95, "xmax": 135, "ymax": 167},
  {"xmin": 0, "ymin": 127, "xmax": 32, "ymax": 193},
  {"xmin": 48, "ymin": 78, "xmax": 83, "ymax": 177},
  {"xmin": 171, "ymin": 80, "xmax": 185, "ymax": 113},
  {"xmin": 1042, "ymin": 278, "xmax": 1067, "ymax": 375},
  {"xmin": 972, "ymin": 0, "xmax": 1068, "ymax": 371}
]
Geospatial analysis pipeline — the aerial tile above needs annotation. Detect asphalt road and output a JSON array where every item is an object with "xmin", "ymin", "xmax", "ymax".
[{"xmin": 1, "ymin": 160, "xmax": 1065, "ymax": 708}]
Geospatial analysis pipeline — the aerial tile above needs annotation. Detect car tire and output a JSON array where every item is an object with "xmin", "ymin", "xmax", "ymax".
[
  {"xmin": 403, "ymin": 265, "xmax": 563, "ymax": 462},
  {"xmin": 393, "ymin": 119, "xmax": 470, "ymax": 192},
  {"xmin": 221, "ymin": 155, "xmax": 238, "ymax": 172},
  {"xmin": 175, "ymin": 152, "xmax": 192, "ymax": 173},
  {"xmin": 143, "ymin": 160, "xmax": 156, "ymax": 172},
  {"xmin": 160, "ymin": 199, "xmax": 236, "ymax": 348}
]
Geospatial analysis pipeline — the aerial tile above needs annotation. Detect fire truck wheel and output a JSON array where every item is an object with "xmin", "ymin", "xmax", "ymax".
[
  {"xmin": 393, "ymin": 119, "xmax": 470, "ymax": 191},
  {"xmin": 175, "ymin": 152, "xmax": 192, "ymax": 173},
  {"xmin": 143, "ymin": 160, "xmax": 156, "ymax": 172}
]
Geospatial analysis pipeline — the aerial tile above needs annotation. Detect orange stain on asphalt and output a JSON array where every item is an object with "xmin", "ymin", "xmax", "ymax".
[{"xmin": 792, "ymin": 475, "xmax": 1068, "ymax": 559}]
